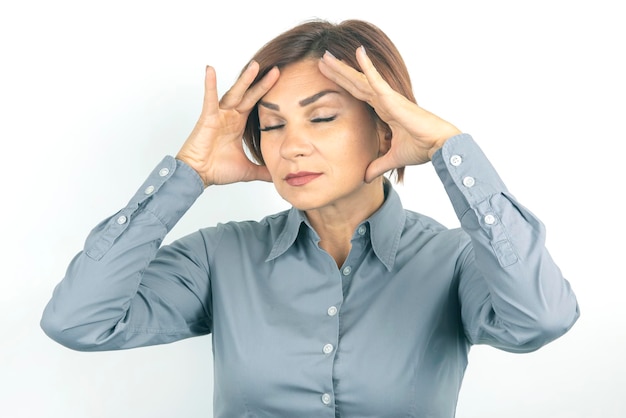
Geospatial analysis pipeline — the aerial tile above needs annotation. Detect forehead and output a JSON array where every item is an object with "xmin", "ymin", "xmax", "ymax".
[{"xmin": 261, "ymin": 59, "xmax": 341, "ymax": 104}]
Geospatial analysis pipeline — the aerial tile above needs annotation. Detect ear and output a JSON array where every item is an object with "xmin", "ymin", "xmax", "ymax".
[{"xmin": 376, "ymin": 121, "xmax": 392, "ymax": 156}]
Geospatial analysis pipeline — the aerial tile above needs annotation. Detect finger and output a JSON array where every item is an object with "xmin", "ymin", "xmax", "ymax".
[
  {"xmin": 219, "ymin": 61, "xmax": 260, "ymax": 109},
  {"xmin": 354, "ymin": 46, "xmax": 390, "ymax": 96},
  {"xmin": 236, "ymin": 66, "xmax": 280, "ymax": 113},
  {"xmin": 202, "ymin": 66, "xmax": 219, "ymax": 115},
  {"xmin": 318, "ymin": 51, "xmax": 372, "ymax": 101}
]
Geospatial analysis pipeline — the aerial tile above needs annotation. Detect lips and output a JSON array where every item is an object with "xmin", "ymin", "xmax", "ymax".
[{"xmin": 284, "ymin": 171, "xmax": 322, "ymax": 186}]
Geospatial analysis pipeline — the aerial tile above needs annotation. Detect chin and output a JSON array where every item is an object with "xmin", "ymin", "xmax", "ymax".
[
  {"xmin": 281, "ymin": 196, "xmax": 325, "ymax": 212},
  {"xmin": 274, "ymin": 187, "xmax": 328, "ymax": 212}
]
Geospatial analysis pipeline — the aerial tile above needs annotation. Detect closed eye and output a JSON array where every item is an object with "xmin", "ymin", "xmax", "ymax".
[
  {"xmin": 259, "ymin": 124, "xmax": 285, "ymax": 132},
  {"xmin": 312, "ymin": 116, "xmax": 336, "ymax": 123}
]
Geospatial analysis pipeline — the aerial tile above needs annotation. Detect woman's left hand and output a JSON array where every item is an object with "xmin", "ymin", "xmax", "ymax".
[{"xmin": 318, "ymin": 47, "xmax": 461, "ymax": 183}]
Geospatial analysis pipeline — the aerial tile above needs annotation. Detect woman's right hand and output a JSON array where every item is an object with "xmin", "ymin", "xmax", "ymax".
[{"xmin": 176, "ymin": 62, "xmax": 280, "ymax": 187}]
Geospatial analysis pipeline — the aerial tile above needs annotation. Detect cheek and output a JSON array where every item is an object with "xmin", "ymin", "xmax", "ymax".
[
  {"xmin": 353, "ymin": 130, "xmax": 382, "ymax": 161},
  {"xmin": 351, "ymin": 115, "xmax": 383, "ymax": 157}
]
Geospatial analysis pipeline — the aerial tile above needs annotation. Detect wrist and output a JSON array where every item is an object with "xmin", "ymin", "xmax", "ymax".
[
  {"xmin": 427, "ymin": 128, "xmax": 461, "ymax": 160},
  {"xmin": 175, "ymin": 154, "xmax": 211, "ymax": 188}
]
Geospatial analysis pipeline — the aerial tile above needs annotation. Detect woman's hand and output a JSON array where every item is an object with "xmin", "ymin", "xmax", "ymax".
[
  {"xmin": 176, "ymin": 62, "xmax": 280, "ymax": 187},
  {"xmin": 318, "ymin": 47, "xmax": 461, "ymax": 183}
]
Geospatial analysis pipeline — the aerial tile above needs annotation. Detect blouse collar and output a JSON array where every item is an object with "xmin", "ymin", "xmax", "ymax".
[{"xmin": 266, "ymin": 179, "xmax": 406, "ymax": 271}]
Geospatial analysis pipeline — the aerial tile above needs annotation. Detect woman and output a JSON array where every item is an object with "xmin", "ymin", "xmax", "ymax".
[{"xmin": 41, "ymin": 19, "xmax": 579, "ymax": 417}]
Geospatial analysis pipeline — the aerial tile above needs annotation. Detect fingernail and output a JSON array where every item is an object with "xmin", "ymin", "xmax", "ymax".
[
  {"xmin": 323, "ymin": 50, "xmax": 336, "ymax": 60},
  {"xmin": 359, "ymin": 45, "xmax": 367, "ymax": 55}
]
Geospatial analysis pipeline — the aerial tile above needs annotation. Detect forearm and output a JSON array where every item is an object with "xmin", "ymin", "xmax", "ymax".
[
  {"xmin": 40, "ymin": 156, "xmax": 205, "ymax": 350},
  {"xmin": 433, "ymin": 134, "xmax": 579, "ymax": 351}
]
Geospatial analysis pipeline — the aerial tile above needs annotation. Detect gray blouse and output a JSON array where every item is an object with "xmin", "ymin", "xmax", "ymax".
[{"xmin": 41, "ymin": 134, "xmax": 579, "ymax": 417}]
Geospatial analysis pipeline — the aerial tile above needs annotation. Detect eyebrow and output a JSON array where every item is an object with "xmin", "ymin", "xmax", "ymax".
[{"xmin": 258, "ymin": 89, "xmax": 340, "ymax": 111}]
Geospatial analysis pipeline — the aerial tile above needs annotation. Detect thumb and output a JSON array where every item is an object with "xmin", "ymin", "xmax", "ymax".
[
  {"xmin": 364, "ymin": 154, "xmax": 396, "ymax": 184},
  {"xmin": 248, "ymin": 164, "xmax": 273, "ymax": 183}
]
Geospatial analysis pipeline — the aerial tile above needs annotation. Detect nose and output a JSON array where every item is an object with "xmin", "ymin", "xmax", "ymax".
[{"xmin": 279, "ymin": 125, "xmax": 313, "ymax": 160}]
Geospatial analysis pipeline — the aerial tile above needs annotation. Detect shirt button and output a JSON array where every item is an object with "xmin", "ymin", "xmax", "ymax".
[
  {"xmin": 158, "ymin": 168, "xmax": 170, "ymax": 177},
  {"xmin": 116, "ymin": 215, "xmax": 127, "ymax": 225},
  {"xmin": 357, "ymin": 225, "xmax": 367, "ymax": 236},
  {"xmin": 321, "ymin": 393, "xmax": 332, "ymax": 405},
  {"xmin": 462, "ymin": 176, "xmax": 475, "ymax": 188},
  {"xmin": 342, "ymin": 266, "xmax": 352, "ymax": 276},
  {"xmin": 144, "ymin": 185, "xmax": 155, "ymax": 195},
  {"xmin": 327, "ymin": 306, "xmax": 338, "ymax": 316},
  {"xmin": 450, "ymin": 154, "xmax": 463, "ymax": 166},
  {"xmin": 484, "ymin": 214, "xmax": 497, "ymax": 225},
  {"xmin": 322, "ymin": 343, "xmax": 334, "ymax": 354}
]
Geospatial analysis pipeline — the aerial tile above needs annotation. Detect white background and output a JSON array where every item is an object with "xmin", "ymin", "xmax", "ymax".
[{"xmin": 1, "ymin": 0, "xmax": 624, "ymax": 417}]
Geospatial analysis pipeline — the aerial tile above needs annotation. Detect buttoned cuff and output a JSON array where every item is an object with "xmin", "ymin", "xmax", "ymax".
[
  {"xmin": 85, "ymin": 156, "xmax": 204, "ymax": 260},
  {"xmin": 432, "ymin": 134, "xmax": 508, "ymax": 221},
  {"xmin": 432, "ymin": 134, "xmax": 522, "ymax": 267}
]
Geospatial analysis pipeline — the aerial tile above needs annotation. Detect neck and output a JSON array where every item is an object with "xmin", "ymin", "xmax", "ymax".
[{"xmin": 306, "ymin": 179, "xmax": 385, "ymax": 267}]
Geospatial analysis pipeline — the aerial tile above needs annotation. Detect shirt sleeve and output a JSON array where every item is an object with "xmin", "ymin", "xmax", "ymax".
[
  {"xmin": 40, "ymin": 156, "xmax": 213, "ymax": 351},
  {"xmin": 431, "ymin": 134, "xmax": 579, "ymax": 352}
]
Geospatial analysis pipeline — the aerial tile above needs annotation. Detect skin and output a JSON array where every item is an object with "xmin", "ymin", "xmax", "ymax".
[
  {"xmin": 258, "ymin": 59, "xmax": 389, "ymax": 263},
  {"xmin": 176, "ymin": 46, "xmax": 461, "ymax": 265}
]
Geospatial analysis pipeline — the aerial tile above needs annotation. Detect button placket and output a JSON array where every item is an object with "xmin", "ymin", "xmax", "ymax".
[{"xmin": 318, "ymin": 259, "xmax": 341, "ymax": 412}]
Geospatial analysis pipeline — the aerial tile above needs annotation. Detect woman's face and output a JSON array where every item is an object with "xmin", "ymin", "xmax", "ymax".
[{"xmin": 259, "ymin": 59, "xmax": 388, "ymax": 214}]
